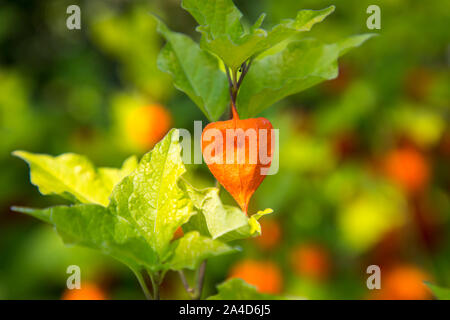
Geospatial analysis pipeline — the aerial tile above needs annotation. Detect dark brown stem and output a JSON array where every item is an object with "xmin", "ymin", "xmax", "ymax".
[
  {"xmin": 225, "ymin": 59, "xmax": 253, "ymax": 118},
  {"xmin": 236, "ymin": 59, "xmax": 252, "ymax": 89}
]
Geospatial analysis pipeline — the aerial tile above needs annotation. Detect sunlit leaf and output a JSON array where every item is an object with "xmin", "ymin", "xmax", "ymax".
[
  {"xmin": 12, "ymin": 151, "xmax": 137, "ymax": 206},
  {"xmin": 14, "ymin": 130, "xmax": 239, "ymax": 273},
  {"xmin": 165, "ymin": 231, "xmax": 236, "ymax": 270},
  {"xmin": 181, "ymin": 181, "xmax": 272, "ymax": 242},
  {"xmin": 110, "ymin": 129, "xmax": 195, "ymax": 259}
]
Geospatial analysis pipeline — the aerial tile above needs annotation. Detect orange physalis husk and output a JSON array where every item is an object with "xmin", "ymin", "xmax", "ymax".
[{"xmin": 201, "ymin": 104, "xmax": 274, "ymax": 214}]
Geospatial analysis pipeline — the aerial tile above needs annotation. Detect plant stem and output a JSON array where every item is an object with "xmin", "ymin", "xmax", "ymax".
[
  {"xmin": 236, "ymin": 59, "xmax": 252, "ymax": 89},
  {"xmin": 178, "ymin": 270, "xmax": 195, "ymax": 298},
  {"xmin": 154, "ymin": 284, "xmax": 160, "ymax": 300},
  {"xmin": 225, "ymin": 67, "xmax": 234, "ymax": 101},
  {"xmin": 132, "ymin": 269, "xmax": 153, "ymax": 300},
  {"xmin": 194, "ymin": 260, "xmax": 207, "ymax": 300},
  {"xmin": 177, "ymin": 260, "xmax": 208, "ymax": 300},
  {"xmin": 225, "ymin": 59, "xmax": 253, "ymax": 112},
  {"xmin": 150, "ymin": 272, "xmax": 161, "ymax": 300}
]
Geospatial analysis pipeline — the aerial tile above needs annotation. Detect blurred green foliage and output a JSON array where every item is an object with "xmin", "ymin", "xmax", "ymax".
[{"xmin": 0, "ymin": 0, "xmax": 449, "ymax": 299}]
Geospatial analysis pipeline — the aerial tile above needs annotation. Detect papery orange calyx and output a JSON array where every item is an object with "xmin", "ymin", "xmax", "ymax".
[{"xmin": 201, "ymin": 104, "xmax": 274, "ymax": 214}]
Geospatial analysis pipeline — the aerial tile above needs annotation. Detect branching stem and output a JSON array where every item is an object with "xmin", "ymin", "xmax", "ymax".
[
  {"xmin": 236, "ymin": 59, "xmax": 252, "ymax": 89},
  {"xmin": 133, "ymin": 269, "xmax": 153, "ymax": 300},
  {"xmin": 225, "ymin": 59, "xmax": 253, "ymax": 114},
  {"xmin": 178, "ymin": 270, "xmax": 195, "ymax": 296},
  {"xmin": 150, "ymin": 272, "xmax": 161, "ymax": 300},
  {"xmin": 195, "ymin": 261, "xmax": 207, "ymax": 300},
  {"xmin": 178, "ymin": 260, "xmax": 208, "ymax": 300}
]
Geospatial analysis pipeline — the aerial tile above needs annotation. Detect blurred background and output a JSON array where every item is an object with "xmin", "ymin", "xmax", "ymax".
[{"xmin": 0, "ymin": 0, "xmax": 449, "ymax": 299}]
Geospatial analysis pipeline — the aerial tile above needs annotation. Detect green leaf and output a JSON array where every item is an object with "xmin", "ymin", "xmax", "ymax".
[
  {"xmin": 247, "ymin": 6, "xmax": 335, "ymax": 56},
  {"xmin": 13, "ymin": 205, "xmax": 235, "ymax": 273},
  {"xmin": 183, "ymin": 1, "xmax": 334, "ymax": 72},
  {"xmin": 165, "ymin": 231, "xmax": 236, "ymax": 271},
  {"xmin": 208, "ymin": 278, "xmax": 285, "ymax": 300},
  {"xmin": 237, "ymin": 34, "xmax": 375, "ymax": 118},
  {"xmin": 12, "ymin": 151, "xmax": 137, "ymax": 206},
  {"xmin": 14, "ymin": 130, "xmax": 239, "ymax": 274},
  {"xmin": 198, "ymin": 27, "xmax": 266, "ymax": 73},
  {"xmin": 425, "ymin": 282, "xmax": 450, "ymax": 300},
  {"xmin": 110, "ymin": 129, "xmax": 196, "ymax": 259},
  {"xmin": 12, "ymin": 205, "xmax": 158, "ymax": 271},
  {"xmin": 181, "ymin": 181, "xmax": 272, "ymax": 242},
  {"xmin": 336, "ymin": 34, "xmax": 377, "ymax": 57},
  {"xmin": 204, "ymin": 6, "xmax": 335, "ymax": 72},
  {"xmin": 182, "ymin": 0, "xmax": 244, "ymax": 41},
  {"xmin": 155, "ymin": 18, "xmax": 229, "ymax": 121},
  {"xmin": 97, "ymin": 156, "xmax": 139, "ymax": 191}
]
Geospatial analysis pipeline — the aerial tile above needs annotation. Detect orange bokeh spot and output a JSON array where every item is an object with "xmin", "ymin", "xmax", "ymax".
[
  {"xmin": 290, "ymin": 244, "xmax": 331, "ymax": 281},
  {"xmin": 173, "ymin": 226, "xmax": 184, "ymax": 240},
  {"xmin": 61, "ymin": 282, "xmax": 107, "ymax": 300},
  {"xmin": 370, "ymin": 264, "xmax": 432, "ymax": 300},
  {"xmin": 126, "ymin": 104, "xmax": 172, "ymax": 151},
  {"xmin": 384, "ymin": 147, "xmax": 430, "ymax": 194},
  {"xmin": 228, "ymin": 260, "xmax": 283, "ymax": 294},
  {"xmin": 255, "ymin": 219, "xmax": 282, "ymax": 250}
]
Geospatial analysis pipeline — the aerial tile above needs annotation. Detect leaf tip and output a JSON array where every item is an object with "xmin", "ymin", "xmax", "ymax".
[
  {"xmin": 320, "ymin": 5, "xmax": 336, "ymax": 19},
  {"xmin": 10, "ymin": 206, "xmax": 32, "ymax": 214},
  {"xmin": 11, "ymin": 150, "xmax": 27, "ymax": 160},
  {"xmin": 170, "ymin": 128, "xmax": 180, "ymax": 142},
  {"xmin": 316, "ymin": 5, "xmax": 335, "ymax": 18},
  {"xmin": 152, "ymin": 14, "xmax": 169, "ymax": 37},
  {"xmin": 253, "ymin": 208, "xmax": 273, "ymax": 218},
  {"xmin": 327, "ymin": 5, "xmax": 336, "ymax": 12},
  {"xmin": 338, "ymin": 33, "xmax": 377, "ymax": 57}
]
